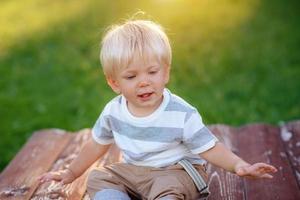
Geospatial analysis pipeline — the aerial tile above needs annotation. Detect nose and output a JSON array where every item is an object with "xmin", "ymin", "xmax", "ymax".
[
  {"xmin": 138, "ymin": 80, "xmax": 149, "ymax": 87},
  {"xmin": 138, "ymin": 75, "xmax": 150, "ymax": 87}
]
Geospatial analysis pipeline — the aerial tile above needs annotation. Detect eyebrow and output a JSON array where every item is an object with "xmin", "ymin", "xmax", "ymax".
[
  {"xmin": 123, "ymin": 65, "xmax": 160, "ymax": 73},
  {"xmin": 121, "ymin": 70, "xmax": 136, "ymax": 74},
  {"xmin": 148, "ymin": 65, "xmax": 160, "ymax": 70}
]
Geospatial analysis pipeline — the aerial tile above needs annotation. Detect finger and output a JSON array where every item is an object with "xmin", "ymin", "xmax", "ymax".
[
  {"xmin": 61, "ymin": 179, "xmax": 69, "ymax": 185},
  {"xmin": 40, "ymin": 173, "xmax": 62, "ymax": 183},
  {"xmin": 47, "ymin": 173, "xmax": 63, "ymax": 181},
  {"xmin": 261, "ymin": 167, "xmax": 276, "ymax": 174},
  {"xmin": 250, "ymin": 167, "xmax": 276, "ymax": 178},
  {"xmin": 37, "ymin": 175, "xmax": 47, "ymax": 185},
  {"xmin": 239, "ymin": 166, "xmax": 266, "ymax": 177},
  {"xmin": 255, "ymin": 163, "xmax": 277, "ymax": 171},
  {"xmin": 38, "ymin": 174, "xmax": 49, "ymax": 183},
  {"xmin": 61, "ymin": 176, "xmax": 73, "ymax": 185},
  {"xmin": 256, "ymin": 165, "xmax": 277, "ymax": 175},
  {"xmin": 260, "ymin": 173, "xmax": 273, "ymax": 179},
  {"xmin": 251, "ymin": 163, "xmax": 277, "ymax": 173},
  {"xmin": 265, "ymin": 165, "xmax": 277, "ymax": 173},
  {"xmin": 258, "ymin": 167, "xmax": 269, "ymax": 175}
]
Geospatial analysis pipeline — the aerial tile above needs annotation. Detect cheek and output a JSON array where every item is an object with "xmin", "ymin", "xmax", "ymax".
[
  {"xmin": 158, "ymin": 72, "xmax": 169, "ymax": 84},
  {"xmin": 120, "ymin": 81, "xmax": 136, "ymax": 92}
]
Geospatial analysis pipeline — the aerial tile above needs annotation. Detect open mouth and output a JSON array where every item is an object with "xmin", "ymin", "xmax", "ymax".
[{"xmin": 137, "ymin": 92, "xmax": 153, "ymax": 99}]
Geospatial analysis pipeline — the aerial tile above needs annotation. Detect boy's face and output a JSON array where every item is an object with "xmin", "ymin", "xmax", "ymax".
[{"xmin": 107, "ymin": 57, "xmax": 170, "ymax": 117}]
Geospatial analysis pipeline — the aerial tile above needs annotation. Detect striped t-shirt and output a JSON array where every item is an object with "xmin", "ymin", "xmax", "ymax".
[{"xmin": 92, "ymin": 88, "xmax": 218, "ymax": 168}]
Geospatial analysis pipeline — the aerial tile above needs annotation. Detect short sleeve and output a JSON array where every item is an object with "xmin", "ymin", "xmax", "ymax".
[
  {"xmin": 183, "ymin": 111, "xmax": 218, "ymax": 154},
  {"xmin": 92, "ymin": 104, "xmax": 114, "ymax": 145}
]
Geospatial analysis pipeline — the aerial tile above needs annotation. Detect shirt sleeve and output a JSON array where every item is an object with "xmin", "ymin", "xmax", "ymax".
[
  {"xmin": 182, "ymin": 111, "xmax": 218, "ymax": 154},
  {"xmin": 91, "ymin": 104, "xmax": 114, "ymax": 145}
]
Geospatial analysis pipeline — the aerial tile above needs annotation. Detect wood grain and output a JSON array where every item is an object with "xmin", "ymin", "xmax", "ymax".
[
  {"xmin": 207, "ymin": 125, "xmax": 245, "ymax": 200},
  {"xmin": 281, "ymin": 120, "xmax": 300, "ymax": 188},
  {"xmin": 1, "ymin": 121, "xmax": 300, "ymax": 200},
  {"xmin": 237, "ymin": 124, "xmax": 300, "ymax": 200},
  {"xmin": 0, "ymin": 129, "xmax": 72, "ymax": 200},
  {"xmin": 31, "ymin": 129, "xmax": 93, "ymax": 200}
]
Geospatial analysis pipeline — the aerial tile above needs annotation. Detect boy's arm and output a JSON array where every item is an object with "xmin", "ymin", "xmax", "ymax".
[
  {"xmin": 199, "ymin": 142, "xmax": 277, "ymax": 179},
  {"xmin": 67, "ymin": 137, "xmax": 110, "ymax": 178},
  {"xmin": 38, "ymin": 137, "xmax": 110, "ymax": 184}
]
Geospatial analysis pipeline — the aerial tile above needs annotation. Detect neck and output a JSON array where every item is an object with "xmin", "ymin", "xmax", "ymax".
[{"xmin": 127, "ymin": 96, "xmax": 163, "ymax": 117}]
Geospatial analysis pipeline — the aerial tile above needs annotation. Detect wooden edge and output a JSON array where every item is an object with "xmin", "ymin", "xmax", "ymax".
[
  {"xmin": 0, "ymin": 129, "xmax": 72, "ymax": 200},
  {"xmin": 281, "ymin": 120, "xmax": 300, "ymax": 189}
]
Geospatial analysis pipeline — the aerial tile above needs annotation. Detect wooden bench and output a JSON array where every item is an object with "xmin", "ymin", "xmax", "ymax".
[{"xmin": 0, "ymin": 120, "xmax": 299, "ymax": 200}]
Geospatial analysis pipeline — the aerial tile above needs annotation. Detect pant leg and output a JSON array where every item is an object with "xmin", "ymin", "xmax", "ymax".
[
  {"xmin": 87, "ymin": 163, "xmax": 209, "ymax": 200},
  {"xmin": 144, "ymin": 164, "xmax": 207, "ymax": 200},
  {"xmin": 148, "ymin": 176, "xmax": 186, "ymax": 200},
  {"xmin": 87, "ymin": 166, "xmax": 128, "ymax": 199},
  {"xmin": 87, "ymin": 163, "xmax": 143, "ymax": 199}
]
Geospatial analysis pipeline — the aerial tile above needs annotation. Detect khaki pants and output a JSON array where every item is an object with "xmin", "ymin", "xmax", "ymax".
[{"xmin": 87, "ymin": 162, "xmax": 209, "ymax": 200}]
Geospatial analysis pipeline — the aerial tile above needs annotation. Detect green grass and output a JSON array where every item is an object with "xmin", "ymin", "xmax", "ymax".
[{"xmin": 0, "ymin": 0, "xmax": 299, "ymax": 171}]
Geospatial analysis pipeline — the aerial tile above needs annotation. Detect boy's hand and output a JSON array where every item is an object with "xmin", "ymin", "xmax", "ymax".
[
  {"xmin": 234, "ymin": 162, "xmax": 277, "ymax": 179},
  {"xmin": 37, "ymin": 169, "xmax": 76, "ymax": 185}
]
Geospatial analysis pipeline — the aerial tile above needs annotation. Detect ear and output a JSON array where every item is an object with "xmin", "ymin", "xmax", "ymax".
[
  {"xmin": 164, "ymin": 65, "xmax": 170, "ymax": 84},
  {"xmin": 106, "ymin": 77, "xmax": 121, "ymax": 94}
]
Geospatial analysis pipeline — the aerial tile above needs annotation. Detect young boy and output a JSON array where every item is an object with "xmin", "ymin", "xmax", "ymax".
[{"xmin": 38, "ymin": 19, "xmax": 277, "ymax": 200}]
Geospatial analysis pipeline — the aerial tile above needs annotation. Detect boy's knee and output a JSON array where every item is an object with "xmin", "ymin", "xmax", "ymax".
[
  {"xmin": 94, "ymin": 189, "xmax": 131, "ymax": 200},
  {"xmin": 87, "ymin": 169, "xmax": 105, "ymax": 182},
  {"xmin": 149, "ymin": 175, "xmax": 200, "ymax": 200},
  {"xmin": 87, "ymin": 168, "xmax": 128, "ymax": 199},
  {"xmin": 87, "ymin": 169, "xmax": 108, "ymax": 198},
  {"xmin": 156, "ymin": 196, "xmax": 179, "ymax": 200}
]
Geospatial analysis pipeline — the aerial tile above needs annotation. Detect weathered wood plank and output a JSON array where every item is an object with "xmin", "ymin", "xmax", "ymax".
[
  {"xmin": 30, "ymin": 129, "xmax": 122, "ymax": 200},
  {"xmin": 0, "ymin": 129, "xmax": 72, "ymax": 200},
  {"xmin": 31, "ymin": 129, "xmax": 92, "ymax": 200},
  {"xmin": 2, "ymin": 121, "xmax": 300, "ymax": 200},
  {"xmin": 281, "ymin": 120, "xmax": 300, "ymax": 188},
  {"xmin": 207, "ymin": 125, "xmax": 245, "ymax": 200},
  {"xmin": 237, "ymin": 124, "xmax": 300, "ymax": 200}
]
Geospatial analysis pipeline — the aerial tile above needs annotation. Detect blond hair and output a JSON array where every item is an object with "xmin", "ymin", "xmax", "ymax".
[{"xmin": 100, "ymin": 20, "xmax": 172, "ymax": 77}]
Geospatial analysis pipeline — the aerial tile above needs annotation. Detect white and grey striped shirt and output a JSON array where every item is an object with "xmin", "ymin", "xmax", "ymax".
[{"xmin": 92, "ymin": 88, "xmax": 218, "ymax": 167}]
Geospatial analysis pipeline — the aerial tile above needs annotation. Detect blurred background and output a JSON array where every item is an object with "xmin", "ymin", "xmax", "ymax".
[{"xmin": 0, "ymin": 0, "xmax": 299, "ymax": 171}]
